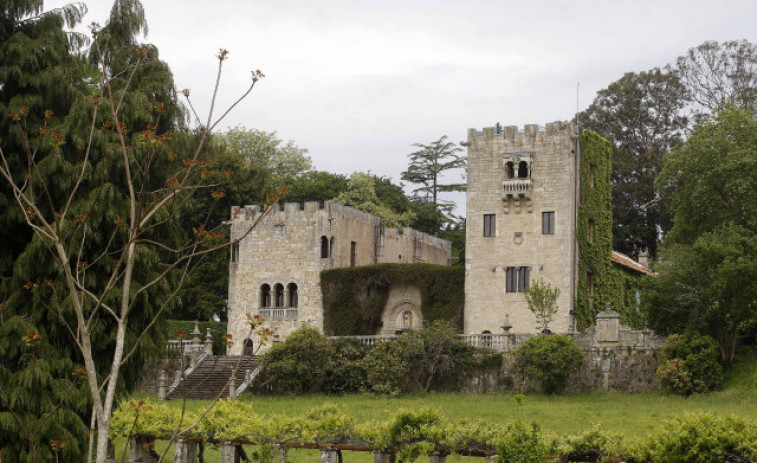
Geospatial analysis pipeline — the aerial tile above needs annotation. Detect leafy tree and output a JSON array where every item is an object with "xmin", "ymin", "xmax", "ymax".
[
  {"xmin": 642, "ymin": 225, "xmax": 757, "ymax": 363},
  {"xmin": 659, "ymin": 107, "xmax": 757, "ymax": 245},
  {"xmin": 656, "ymin": 332, "xmax": 723, "ymax": 396},
  {"xmin": 579, "ymin": 69, "xmax": 688, "ymax": 257},
  {"xmin": 676, "ymin": 40, "xmax": 757, "ymax": 115},
  {"xmin": 283, "ymin": 170, "xmax": 348, "ymax": 204},
  {"xmin": 524, "ymin": 279, "xmax": 560, "ymax": 332},
  {"xmin": 334, "ymin": 172, "xmax": 415, "ymax": 228},
  {"xmin": 514, "ymin": 334, "xmax": 584, "ymax": 394},
  {"xmin": 222, "ymin": 125, "xmax": 312, "ymax": 186},
  {"xmin": 0, "ymin": 1, "xmax": 265, "ymax": 459},
  {"xmin": 401, "ymin": 135, "xmax": 466, "ymax": 214},
  {"xmin": 259, "ymin": 328, "xmax": 332, "ymax": 393}
]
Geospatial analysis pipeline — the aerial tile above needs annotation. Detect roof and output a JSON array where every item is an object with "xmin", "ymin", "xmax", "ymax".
[{"xmin": 611, "ymin": 250, "xmax": 657, "ymax": 277}]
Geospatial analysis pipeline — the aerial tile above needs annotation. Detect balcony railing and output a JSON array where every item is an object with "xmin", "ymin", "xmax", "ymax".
[
  {"xmin": 258, "ymin": 307, "xmax": 299, "ymax": 320},
  {"xmin": 503, "ymin": 179, "xmax": 531, "ymax": 192}
]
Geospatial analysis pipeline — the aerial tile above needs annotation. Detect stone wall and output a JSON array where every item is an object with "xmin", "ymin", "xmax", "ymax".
[
  {"xmin": 226, "ymin": 201, "xmax": 451, "ymax": 353},
  {"xmin": 464, "ymin": 123, "xmax": 579, "ymax": 335}
]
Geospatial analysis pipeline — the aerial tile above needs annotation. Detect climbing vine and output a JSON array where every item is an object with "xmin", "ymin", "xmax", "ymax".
[
  {"xmin": 320, "ymin": 264, "xmax": 464, "ymax": 335},
  {"xmin": 576, "ymin": 130, "xmax": 614, "ymax": 330}
]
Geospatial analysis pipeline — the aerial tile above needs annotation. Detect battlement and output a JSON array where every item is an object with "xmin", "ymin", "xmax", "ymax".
[
  {"xmin": 467, "ymin": 122, "xmax": 577, "ymax": 143},
  {"xmin": 230, "ymin": 202, "xmax": 451, "ymax": 252},
  {"xmin": 230, "ymin": 201, "xmax": 381, "ymax": 225}
]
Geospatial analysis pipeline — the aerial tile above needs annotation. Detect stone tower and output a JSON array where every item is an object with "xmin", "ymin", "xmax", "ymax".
[{"xmin": 464, "ymin": 123, "xmax": 579, "ymax": 334}]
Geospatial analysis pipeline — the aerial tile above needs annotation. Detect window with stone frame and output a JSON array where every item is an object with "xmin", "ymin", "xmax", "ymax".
[
  {"xmin": 287, "ymin": 283, "xmax": 298, "ymax": 308},
  {"xmin": 517, "ymin": 266, "xmax": 531, "ymax": 292},
  {"xmin": 506, "ymin": 267, "xmax": 517, "ymax": 293},
  {"xmin": 320, "ymin": 236, "xmax": 329, "ymax": 258},
  {"xmin": 542, "ymin": 211, "xmax": 555, "ymax": 234},
  {"xmin": 350, "ymin": 241, "xmax": 357, "ymax": 267},
  {"xmin": 505, "ymin": 161, "xmax": 515, "ymax": 179},
  {"xmin": 260, "ymin": 284, "xmax": 271, "ymax": 308},
  {"xmin": 274, "ymin": 283, "xmax": 284, "ymax": 307},
  {"xmin": 518, "ymin": 161, "xmax": 529, "ymax": 179},
  {"xmin": 231, "ymin": 242, "xmax": 240, "ymax": 262},
  {"xmin": 483, "ymin": 214, "xmax": 496, "ymax": 237}
]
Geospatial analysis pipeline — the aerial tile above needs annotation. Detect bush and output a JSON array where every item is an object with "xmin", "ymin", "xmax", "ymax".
[
  {"xmin": 633, "ymin": 413, "xmax": 757, "ymax": 463},
  {"xmin": 260, "ymin": 328, "xmax": 331, "ymax": 393},
  {"xmin": 324, "ymin": 338, "xmax": 369, "ymax": 394},
  {"xmin": 657, "ymin": 332, "xmax": 723, "ymax": 396},
  {"xmin": 514, "ymin": 334, "xmax": 584, "ymax": 394}
]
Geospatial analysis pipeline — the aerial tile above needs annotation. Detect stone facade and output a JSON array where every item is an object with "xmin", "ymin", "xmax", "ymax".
[
  {"xmin": 226, "ymin": 201, "xmax": 451, "ymax": 354},
  {"xmin": 464, "ymin": 123, "xmax": 580, "ymax": 335}
]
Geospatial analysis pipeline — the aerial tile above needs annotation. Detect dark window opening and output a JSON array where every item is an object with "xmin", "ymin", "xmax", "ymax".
[
  {"xmin": 260, "ymin": 284, "xmax": 271, "ymax": 308},
  {"xmin": 517, "ymin": 266, "xmax": 530, "ymax": 292},
  {"xmin": 542, "ymin": 211, "xmax": 555, "ymax": 235},
  {"xmin": 518, "ymin": 161, "xmax": 529, "ymax": 179},
  {"xmin": 483, "ymin": 214, "xmax": 496, "ymax": 237},
  {"xmin": 287, "ymin": 283, "xmax": 298, "ymax": 308},
  {"xmin": 505, "ymin": 162, "xmax": 515, "ymax": 179},
  {"xmin": 350, "ymin": 241, "xmax": 357, "ymax": 267},
  {"xmin": 320, "ymin": 236, "xmax": 329, "ymax": 258},
  {"xmin": 231, "ymin": 242, "xmax": 240, "ymax": 262},
  {"xmin": 243, "ymin": 339, "xmax": 254, "ymax": 356},
  {"xmin": 506, "ymin": 267, "xmax": 517, "ymax": 293},
  {"xmin": 274, "ymin": 283, "xmax": 284, "ymax": 307}
]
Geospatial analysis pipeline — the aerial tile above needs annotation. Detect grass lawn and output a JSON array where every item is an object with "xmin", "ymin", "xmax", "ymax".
[{"xmin": 121, "ymin": 347, "xmax": 757, "ymax": 462}]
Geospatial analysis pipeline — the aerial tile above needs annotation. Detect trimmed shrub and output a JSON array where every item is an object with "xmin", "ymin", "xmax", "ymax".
[
  {"xmin": 657, "ymin": 332, "xmax": 723, "ymax": 396},
  {"xmin": 514, "ymin": 334, "xmax": 584, "ymax": 394},
  {"xmin": 633, "ymin": 413, "xmax": 757, "ymax": 463},
  {"xmin": 260, "ymin": 328, "xmax": 331, "ymax": 393}
]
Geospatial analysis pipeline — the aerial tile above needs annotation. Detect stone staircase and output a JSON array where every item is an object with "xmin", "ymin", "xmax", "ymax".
[{"xmin": 167, "ymin": 355, "xmax": 258, "ymax": 400}]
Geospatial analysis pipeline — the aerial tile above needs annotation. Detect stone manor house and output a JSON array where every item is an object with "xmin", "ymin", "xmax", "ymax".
[{"xmin": 226, "ymin": 122, "xmax": 654, "ymax": 354}]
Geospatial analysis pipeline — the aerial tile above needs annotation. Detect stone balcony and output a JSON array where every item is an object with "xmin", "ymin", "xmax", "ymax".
[
  {"xmin": 258, "ymin": 307, "xmax": 298, "ymax": 320},
  {"xmin": 503, "ymin": 179, "xmax": 531, "ymax": 193}
]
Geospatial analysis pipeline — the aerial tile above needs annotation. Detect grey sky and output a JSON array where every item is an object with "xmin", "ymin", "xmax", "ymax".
[{"xmin": 49, "ymin": 0, "xmax": 757, "ymax": 214}]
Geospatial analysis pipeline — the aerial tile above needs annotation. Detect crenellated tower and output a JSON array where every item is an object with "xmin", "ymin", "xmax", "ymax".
[{"xmin": 464, "ymin": 123, "xmax": 580, "ymax": 334}]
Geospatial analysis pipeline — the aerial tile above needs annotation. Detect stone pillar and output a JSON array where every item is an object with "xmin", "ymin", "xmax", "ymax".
[
  {"xmin": 157, "ymin": 370, "xmax": 168, "ymax": 401},
  {"xmin": 174, "ymin": 438, "xmax": 198, "ymax": 463},
  {"xmin": 229, "ymin": 376, "xmax": 236, "ymax": 399},
  {"xmin": 595, "ymin": 306, "xmax": 620, "ymax": 346},
  {"xmin": 174, "ymin": 369, "xmax": 182, "ymax": 384},
  {"xmin": 374, "ymin": 452, "xmax": 395, "ymax": 463},
  {"xmin": 321, "ymin": 448, "xmax": 338, "ymax": 463},
  {"xmin": 485, "ymin": 455, "xmax": 498, "ymax": 463},
  {"xmin": 129, "ymin": 436, "xmax": 156, "ymax": 463},
  {"xmin": 428, "ymin": 452, "xmax": 446, "ymax": 463},
  {"xmin": 220, "ymin": 443, "xmax": 240, "ymax": 463},
  {"xmin": 192, "ymin": 321, "xmax": 201, "ymax": 346},
  {"xmin": 205, "ymin": 328, "xmax": 214, "ymax": 355},
  {"xmin": 277, "ymin": 445, "xmax": 288, "ymax": 463}
]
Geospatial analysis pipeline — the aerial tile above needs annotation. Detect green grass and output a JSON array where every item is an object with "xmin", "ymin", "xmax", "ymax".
[{"xmin": 121, "ymin": 347, "xmax": 757, "ymax": 462}]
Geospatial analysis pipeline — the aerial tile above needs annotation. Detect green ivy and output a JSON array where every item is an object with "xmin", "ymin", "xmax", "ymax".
[{"xmin": 320, "ymin": 264, "xmax": 464, "ymax": 336}]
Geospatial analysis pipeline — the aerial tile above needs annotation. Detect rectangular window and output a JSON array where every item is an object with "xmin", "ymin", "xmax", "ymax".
[
  {"xmin": 542, "ymin": 211, "xmax": 555, "ymax": 235},
  {"xmin": 518, "ymin": 266, "xmax": 530, "ymax": 292},
  {"xmin": 506, "ymin": 267, "xmax": 517, "ymax": 293},
  {"xmin": 231, "ymin": 242, "xmax": 240, "ymax": 262},
  {"xmin": 483, "ymin": 214, "xmax": 496, "ymax": 237},
  {"xmin": 350, "ymin": 241, "xmax": 357, "ymax": 267}
]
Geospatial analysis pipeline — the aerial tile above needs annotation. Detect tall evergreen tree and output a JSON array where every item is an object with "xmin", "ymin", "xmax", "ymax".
[{"xmin": 401, "ymin": 135, "xmax": 466, "ymax": 214}]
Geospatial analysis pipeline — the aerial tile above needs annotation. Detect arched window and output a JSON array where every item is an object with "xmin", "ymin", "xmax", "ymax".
[
  {"xmin": 320, "ymin": 236, "xmax": 329, "ymax": 258},
  {"xmin": 243, "ymin": 339, "xmax": 254, "ymax": 356},
  {"xmin": 518, "ymin": 161, "xmax": 529, "ymax": 179},
  {"xmin": 260, "ymin": 284, "xmax": 271, "ymax": 308},
  {"xmin": 329, "ymin": 237, "xmax": 335, "ymax": 258},
  {"xmin": 287, "ymin": 283, "xmax": 298, "ymax": 308},
  {"xmin": 274, "ymin": 283, "xmax": 284, "ymax": 308},
  {"xmin": 505, "ymin": 161, "xmax": 515, "ymax": 179}
]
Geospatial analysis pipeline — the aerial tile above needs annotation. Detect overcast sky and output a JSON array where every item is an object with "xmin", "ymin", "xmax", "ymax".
[{"xmin": 48, "ymin": 0, "xmax": 757, "ymax": 214}]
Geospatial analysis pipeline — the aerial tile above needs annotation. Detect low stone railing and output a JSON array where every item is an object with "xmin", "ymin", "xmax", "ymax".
[
  {"xmin": 327, "ymin": 334, "xmax": 398, "ymax": 346},
  {"xmin": 258, "ymin": 307, "xmax": 298, "ymax": 320}
]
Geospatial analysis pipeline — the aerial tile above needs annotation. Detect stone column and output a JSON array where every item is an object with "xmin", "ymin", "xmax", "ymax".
[
  {"xmin": 229, "ymin": 376, "xmax": 236, "ymax": 399},
  {"xmin": 174, "ymin": 438, "xmax": 198, "ymax": 463},
  {"xmin": 321, "ymin": 448, "xmax": 338, "ymax": 463},
  {"xmin": 157, "ymin": 370, "xmax": 168, "ymax": 401},
  {"xmin": 129, "ymin": 436, "xmax": 156, "ymax": 463},
  {"xmin": 428, "ymin": 451, "xmax": 446, "ymax": 463},
  {"xmin": 220, "ymin": 443, "xmax": 240, "ymax": 463},
  {"xmin": 374, "ymin": 451, "xmax": 395, "ymax": 463},
  {"xmin": 485, "ymin": 455, "xmax": 498, "ymax": 463},
  {"xmin": 192, "ymin": 321, "xmax": 201, "ymax": 346},
  {"xmin": 205, "ymin": 328, "xmax": 214, "ymax": 355}
]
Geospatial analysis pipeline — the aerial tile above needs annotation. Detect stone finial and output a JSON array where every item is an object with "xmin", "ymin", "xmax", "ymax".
[
  {"xmin": 229, "ymin": 376, "xmax": 236, "ymax": 399},
  {"xmin": 157, "ymin": 370, "xmax": 168, "ymax": 401},
  {"xmin": 205, "ymin": 328, "xmax": 213, "ymax": 355},
  {"xmin": 192, "ymin": 321, "xmax": 201, "ymax": 345}
]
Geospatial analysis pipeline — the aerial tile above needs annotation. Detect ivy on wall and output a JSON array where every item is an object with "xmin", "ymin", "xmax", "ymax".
[
  {"xmin": 576, "ymin": 130, "xmax": 614, "ymax": 330},
  {"xmin": 321, "ymin": 264, "xmax": 465, "ymax": 336},
  {"xmin": 576, "ymin": 131, "xmax": 647, "ymax": 330}
]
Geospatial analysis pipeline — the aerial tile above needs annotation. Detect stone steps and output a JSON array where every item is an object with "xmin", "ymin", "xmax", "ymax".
[{"xmin": 167, "ymin": 355, "xmax": 258, "ymax": 400}]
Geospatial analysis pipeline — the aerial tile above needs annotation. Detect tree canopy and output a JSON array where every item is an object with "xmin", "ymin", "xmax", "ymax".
[{"xmin": 401, "ymin": 135, "xmax": 466, "ymax": 213}]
